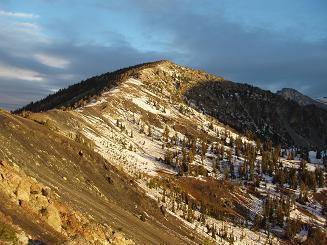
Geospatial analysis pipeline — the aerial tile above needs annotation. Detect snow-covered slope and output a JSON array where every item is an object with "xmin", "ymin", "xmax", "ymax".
[{"xmin": 28, "ymin": 61, "xmax": 326, "ymax": 244}]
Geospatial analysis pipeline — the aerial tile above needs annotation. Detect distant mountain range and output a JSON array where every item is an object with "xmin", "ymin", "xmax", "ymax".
[
  {"xmin": 276, "ymin": 88, "xmax": 327, "ymax": 111},
  {"xmin": 0, "ymin": 103, "xmax": 22, "ymax": 111},
  {"xmin": 317, "ymin": 96, "xmax": 327, "ymax": 106}
]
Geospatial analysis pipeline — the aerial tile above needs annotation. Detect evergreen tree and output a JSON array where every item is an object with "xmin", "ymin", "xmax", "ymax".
[
  {"xmin": 201, "ymin": 140, "xmax": 208, "ymax": 164},
  {"xmin": 315, "ymin": 167, "xmax": 325, "ymax": 188},
  {"xmin": 220, "ymin": 146, "xmax": 225, "ymax": 160},
  {"xmin": 224, "ymin": 168, "xmax": 229, "ymax": 180},
  {"xmin": 163, "ymin": 126, "xmax": 169, "ymax": 142},
  {"xmin": 229, "ymin": 161, "xmax": 235, "ymax": 179},
  {"xmin": 285, "ymin": 218, "xmax": 301, "ymax": 239},
  {"xmin": 181, "ymin": 146, "xmax": 189, "ymax": 174},
  {"xmin": 299, "ymin": 181, "xmax": 309, "ymax": 203},
  {"xmin": 235, "ymin": 137, "xmax": 243, "ymax": 157}
]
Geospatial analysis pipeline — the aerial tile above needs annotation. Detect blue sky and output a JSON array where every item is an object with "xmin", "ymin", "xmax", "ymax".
[{"xmin": 0, "ymin": 0, "xmax": 326, "ymax": 110}]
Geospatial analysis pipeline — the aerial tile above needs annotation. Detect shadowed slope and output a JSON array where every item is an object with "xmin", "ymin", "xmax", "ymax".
[{"xmin": 184, "ymin": 80, "xmax": 327, "ymax": 147}]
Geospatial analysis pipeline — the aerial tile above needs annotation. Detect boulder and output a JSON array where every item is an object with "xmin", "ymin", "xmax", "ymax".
[
  {"xmin": 30, "ymin": 194, "xmax": 49, "ymax": 211},
  {"xmin": 41, "ymin": 187, "xmax": 51, "ymax": 197},
  {"xmin": 46, "ymin": 204, "xmax": 62, "ymax": 232},
  {"xmin": 30, "ymin": 183, "xmax": 42, "ymax": 194},
  {"xmin": 111, "ymin": 232, "xmax": 132, "ymax": 245},
  {"xmin": 1, "ymin": 170, "xmax": 21, "ymax": 194},
  {"xmin": 63, "ymin": 235, "xmax": 89, "ymax": 245},
  {"xmin": 16, "ymin": 181, "xmax": 31, "ymax": 202}
]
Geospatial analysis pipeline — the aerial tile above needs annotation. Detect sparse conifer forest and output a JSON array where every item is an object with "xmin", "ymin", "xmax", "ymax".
[{"xmin": 1, "ymin": 61, "xmax": 326, "ymax": 244}]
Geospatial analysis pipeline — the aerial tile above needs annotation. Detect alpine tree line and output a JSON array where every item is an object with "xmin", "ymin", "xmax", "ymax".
[
  {"xmin": 161, "ymin": 125, "xmax": 325, "ymax": 195},
  {"xmin": 160, "ymin": 124, "xmax": 326, "ymax": 238}
]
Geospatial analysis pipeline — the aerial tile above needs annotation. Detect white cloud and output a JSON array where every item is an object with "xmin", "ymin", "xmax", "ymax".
[
  {"xmin": 0, "ymin": 10, "xmax": 39, "ymax": 18},
  {"xmin": 0, "ymin": 63, "xmax": 44, "ymax": 82},
  {"xmin": 34, "ymin": 53, "xmax": 70, "ymax": 69},
  {"xmin": 0, "ymin": 15, "xmax": 48, "ymax": 50},
  {"xmin": 15, "ymin": 22, "xmax": 39, "ymax": 29}
]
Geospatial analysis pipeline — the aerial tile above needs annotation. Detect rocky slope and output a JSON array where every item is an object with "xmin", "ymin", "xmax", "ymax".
[
  {"xmin": 0, "ymin": 159, "xmax": 132, "ymax": 244},
  {"xmin": 277, "ymin": 88, "xmax": 327, "ymax": 111},
  {"xmin": 1, "ymin": 60, "xmax": 326, "ymax": 244},
  {"xmin": 0, "ymin": 109, "xmax": 201, "ymax": 244},
  {"xmin": 18, "ymin": 61, "xmax": 327, "ymax": 148}
]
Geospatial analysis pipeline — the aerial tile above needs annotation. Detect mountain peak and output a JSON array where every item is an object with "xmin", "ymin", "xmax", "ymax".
[
  {"xmin": 317, "ymin": 96, "xmax": 327, "ymax": 106},
  {"xmin": 15, "ymin": 61, "xmax": 327, "ymax": 148},
  {"xmin": 3, "ymin": 60, "xmax": 327, "ymax": 243},
  {"xmin": 16, "ymin": 60, "xmax": 222, "ymax": 113},
  {"xmin": 277, "ymin": 87, "xmax": 298, "ymax": 93},
  {"xmin": 277, "ymin": 87, "xmax": 327, "ymax": 110}
]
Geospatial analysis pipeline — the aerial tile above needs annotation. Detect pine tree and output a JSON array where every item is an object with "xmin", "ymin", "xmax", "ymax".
[
  {"xmin": 299, "ymin": 181, "xmax": 309, "ymax": 203},
  {"xmin": 276, "ymin": 205, "xmax": 284, "ymax": 227},
  {"xmin": 188, "ymin": 150, "xmax": 194, "ymax": 164},
  {"xmin": 315, "ymin": 167, "xmax": 325, "ymax": 188},
  {"xmin": 289, "ymin": 169, "xmax": 298, "ymax": 189},
  {"xmin": 220, "ymin": 146, "xmax": 225, "ymax": 160},
  {"xmin": 209, "ymin": 121, "xmax": 214, "ymax": 130},
  {"xmin": 211, "ymin": 224, "xmax": 216, "ymax": 239},
  {"xmin": 163, "ymin": 126, "xmax": 169, "ymax": 142},
  {"xmin": 323, "ymin": 156, "xmax": 327, "ymax": 171},
  {"xmin": 227, "ymin": 149, "xmax": 232, "ymax": 164},
  {"xmin": 201, "ymin": 140, "xmax": 208, "ymax": 164},
  {"xmin": 187, "ymin": 201, "xmax": 194, "ymax": 222},
  {"xmin": 301, "ymin": 149, "xmax": 309, "ymax": 162},
  {"xmin": 249, "ymin": 159, "xmax": 255, "ymax": 181},
  {"xmin": 212, "ymin": 158, "xmax": 217, "ymax": 175},
  {"xmin": 253, "ymin": 214, "xmax": 263, "ymax": 230},
  {"xmin": 285, "ymin": 218, "xmax": 300, "ymax": 239},
  {"xmin": 235, "ymin": 137, "xmax": 243, "ymax": 157},
  {"xmin": 164, "ymin": 150, "xmax": 174, "ymax": 166},
  {"xmin": 171, "ymin": 198, "xmax": 176, "ymax": 213},
  {"xmin": 229, "ymin": 161, "xmax": 235, "ymax": 179},
  {"xmin": 224, "ymin": 168, "xmax": 229, "ymax": 180},
  {"xmin": 181, "ymin": 146, "xmax": 189, "ymax": 174}
]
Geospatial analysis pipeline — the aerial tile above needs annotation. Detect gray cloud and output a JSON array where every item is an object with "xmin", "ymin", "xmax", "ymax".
[
  {"xmin": 0, "ymin": 0, "xmax": 326, "ymax": 111},
  {"xmin": 123, "ymin": 0, "xmax": 327, "ymax": 97},
  {"xmin": 0, "ymin": 40, "xmax": 166, "ymax": 108},
  {"xmin": 0, "ymin": 13, "xmax": 167, "ymax": 109}
]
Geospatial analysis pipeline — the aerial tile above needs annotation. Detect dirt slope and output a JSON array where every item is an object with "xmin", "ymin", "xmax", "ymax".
[{"xmin": 0, "ymin": 109, "xmax": 202, "ymax": 244}]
